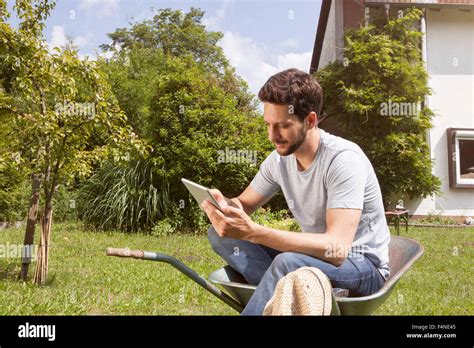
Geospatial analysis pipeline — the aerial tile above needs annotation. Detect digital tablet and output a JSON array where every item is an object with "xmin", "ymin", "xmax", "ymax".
[{"xmin": 181, "ymin": 178, "xmax": 223, "ymax": 211}]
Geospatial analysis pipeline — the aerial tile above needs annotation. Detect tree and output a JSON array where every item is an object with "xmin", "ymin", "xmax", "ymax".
[
  {"xmin": 0, "ymin": 0, "xmax": 148, "ymax": 283},
  {"xmin": 101, "ymin": 7, "xmax": 258, "ymax": 117},
  {"xmin": 80, "ymin": 9, "xmax": 274, "ymax": 232},
  {"xmin": 101, "ymin": 7, "xmax": 229, "ymax": 75},
  {"xmin": 316, "ymin": 8, "xmax": 441, "ymax": 208}
]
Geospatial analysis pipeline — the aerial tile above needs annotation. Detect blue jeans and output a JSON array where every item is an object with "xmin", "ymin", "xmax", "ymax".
[{"xmin": 207, "ymin": 226, "xmax": 386, "ymax": 315}]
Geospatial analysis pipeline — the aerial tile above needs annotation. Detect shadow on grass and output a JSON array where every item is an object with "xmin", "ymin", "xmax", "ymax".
[
  {"xmin": 0, "ymin": 259, "xmax": 20, "ymax": 281},
  {"xmin": 0, "ymin": 260, "xmax": 56, "ymax": 286}
]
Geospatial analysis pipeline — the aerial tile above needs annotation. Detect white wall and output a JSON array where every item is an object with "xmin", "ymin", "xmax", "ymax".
[
  {"xmin": 405, "ymin": 8, "xmax": 474, "ymax": 216},
  {"xmin": 318, "ymin": 0, "xmax": 344, "ymax": 69}
]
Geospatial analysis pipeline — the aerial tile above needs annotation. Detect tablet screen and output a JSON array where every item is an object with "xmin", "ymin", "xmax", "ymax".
[{"xmin": 181, "ymin": 178, "xmax": 222, "ymax": 211}]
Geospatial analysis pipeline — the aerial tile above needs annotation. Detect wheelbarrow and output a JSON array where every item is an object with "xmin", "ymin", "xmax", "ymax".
[{"xmin": 106, "ymin": 235, "xmax": 423, "ymax": 315}]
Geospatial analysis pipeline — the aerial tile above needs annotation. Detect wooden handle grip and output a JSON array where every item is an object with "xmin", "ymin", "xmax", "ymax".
[{"xmin": 106, "ymin": 247, "xmax": 144, "ymax": 259}]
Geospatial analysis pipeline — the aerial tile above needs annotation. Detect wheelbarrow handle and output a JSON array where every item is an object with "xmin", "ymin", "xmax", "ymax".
[
  {"xmin": 106, "ymin": 247, "xmax": 144, "ymax": 259},
  {"xmin": 106, "ymin": 247, "xmax": 244, "ymax": 313}
]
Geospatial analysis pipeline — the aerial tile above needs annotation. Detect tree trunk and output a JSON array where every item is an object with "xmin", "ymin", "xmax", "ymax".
[
  {"xmin": 33, "ymin": 201, "xmax": 53, "ymax": 285},
  {"xmin": 19, "ymin": 175, "xmax": 41, "ymax": 281}
]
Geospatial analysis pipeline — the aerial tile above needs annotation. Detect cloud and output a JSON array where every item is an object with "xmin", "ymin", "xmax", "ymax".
[
  {"xmin": 79, "ymin": 48, "xmax": 117, "ymax": 61},
  {"xmin": 78, "ymin": 53, "xmax": 97, "ymax": 61},
  {"xmin": 277, "ymin": 52, "xmax": 313, "ymax": 70},
  {"xmin": 48, "ymin": 26, "xmax": 91, "ymax": 52},
  {"xmin": 218, "ymin": 31, "xmax": 312, "ymax": 98},
  {"xmin": 77, "ymin": 50, "xmax": 115, "ymax": 61},
  {"xmin": 202, "ymin": 0, "xmax": 311, "ymax": 99},
  {"xmin": 79, "ymin": 0, "xmax": 119, "ymax": 17},
  {"xmin": 202, "ymin": 0, "xmax": 233, "ymax": 31},
  {"xmin": 100, "ymin": 50, "xmax": 114, "ymax": 60},
  {"xmin": 219, "ymin": 32, "xmax": 276, "ymax": 96},
  {"xmin": 73, "ymin": 35, "xmax": 89, "ymax": 48},
  {"xmin": 280, "ymin": 38, "xmax": 299, "ymax": 49},
  {"xmin": 50, "ymin": 25, "xmax": 67, "ymax": 49}
]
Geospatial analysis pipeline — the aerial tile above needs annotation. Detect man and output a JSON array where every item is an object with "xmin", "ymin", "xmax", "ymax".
[{"xmin": 201, "ymin": 68, "xmax": 390, "ymax": 315}]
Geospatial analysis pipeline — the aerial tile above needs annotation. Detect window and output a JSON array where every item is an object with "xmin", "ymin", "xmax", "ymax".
[{"xmin": 447, "ymin": 128, "xmax": 474, "ymax": 188}]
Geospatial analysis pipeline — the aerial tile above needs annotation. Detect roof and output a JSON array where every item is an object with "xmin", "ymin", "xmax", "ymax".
[
  {"xmin": 366, "ymin": 0, "xmax": 474, "ymax": 4},
  {"xmin": 310, "ymin": 0, "xmax": 474, "ymax": 73}
]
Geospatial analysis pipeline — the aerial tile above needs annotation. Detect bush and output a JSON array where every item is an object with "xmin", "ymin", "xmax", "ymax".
[
  {"xmin": 51, "ymin": 185, "xmax": 79, "ymax": 222},
  {"xmin": 0, "ymin": 168, "xmax": 79, "ymax": 223},
  {"xmin": 150, "ymin": 217, "xmax": 178, "ymax": 237},
  {"xmin": 77, "ymin": 160, "xmax": 168, "ymax": 232},
  {"xmin": 0, "ymin": 169, "xmax": 79, "ymax": 223},
  {"xmin": 417, "ymin": 213, "xmax": 458, "ymax": 226},
  {"xmin": 0, "ymin": 165, "xmax": 29, "ymax": 222},
  {"xmin": 100, "ymin": 9, "xmax": 275, "ymax": 230},
  {"xmin": 0, "ymin": 178, "xmax": 29, "ymax": 222},
  {"xmin": 316, "ymin": 8, "xmax": 441, "ymax": 208},
  {"xmin": 251, "ymin": 208, "xmax": 290, "ymax": 226}
]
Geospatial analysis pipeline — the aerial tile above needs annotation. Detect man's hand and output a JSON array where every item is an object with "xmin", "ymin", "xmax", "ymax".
[
  {"xmin": 201, "ymin": 189, "xmax": 258, "ymax": 240},
  {"xmin": 208, "ymin": 189, "xmax": 244, "ymax": 210}
]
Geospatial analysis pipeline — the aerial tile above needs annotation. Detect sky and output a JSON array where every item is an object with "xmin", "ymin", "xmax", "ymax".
[{"xmin": 6, "ymin": 0, "xmax": 322, "ymax": 97}]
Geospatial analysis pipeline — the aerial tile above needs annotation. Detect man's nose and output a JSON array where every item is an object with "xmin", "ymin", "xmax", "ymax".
[{"xmin": 268, "ymin": 125, "xmax": 280, "ymax": 142}]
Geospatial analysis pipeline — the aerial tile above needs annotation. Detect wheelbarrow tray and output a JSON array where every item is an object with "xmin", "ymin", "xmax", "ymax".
[
  {"xmin": 208, "ymin": 266, "xmax": 257, "ymax": 307},
  {"xmin": 208, "ymin": 235, "xmax": 424, "ymax": 315}
]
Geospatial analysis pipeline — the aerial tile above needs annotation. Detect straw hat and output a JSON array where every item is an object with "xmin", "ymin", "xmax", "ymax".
[{"xmin": 263, "ymin": 266, "xmax": 332, "ymax": 315}]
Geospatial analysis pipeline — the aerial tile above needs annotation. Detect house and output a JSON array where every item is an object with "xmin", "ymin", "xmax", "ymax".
[{"xmin": 311, "ymin": 0, "xmax": 474, "ymax": 218}]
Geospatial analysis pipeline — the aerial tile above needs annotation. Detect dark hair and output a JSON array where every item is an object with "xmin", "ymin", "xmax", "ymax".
[{"xmin": 258, "ymin": 68, "xmax": 323, "ymax": 122}]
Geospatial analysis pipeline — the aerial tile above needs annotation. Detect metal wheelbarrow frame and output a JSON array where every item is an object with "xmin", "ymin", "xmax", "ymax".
[{"xmin": 106, "ymin": 235, "xmax": 423, "ymax": 315}]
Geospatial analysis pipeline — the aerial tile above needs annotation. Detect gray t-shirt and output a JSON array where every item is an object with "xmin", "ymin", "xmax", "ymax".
[{"xmin": 250, "ymin": 129, "xmax": 390, "ymax": 279}]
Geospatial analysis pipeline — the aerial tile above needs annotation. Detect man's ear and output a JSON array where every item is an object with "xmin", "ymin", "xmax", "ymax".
[{"xmin": 305, "ymin": 111, "xmax": 318, "ymax": 128}]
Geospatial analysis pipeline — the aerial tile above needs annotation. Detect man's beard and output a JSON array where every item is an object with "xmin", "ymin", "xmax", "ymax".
[{"xmin": 275, "ymin": 126, "xmax": 307, "ymax": 156}]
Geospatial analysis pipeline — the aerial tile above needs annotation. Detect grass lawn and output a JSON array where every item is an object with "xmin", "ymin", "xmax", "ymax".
[{"xmin": 0, "ymin": 221, "xmax": 472, "ymax": 315}]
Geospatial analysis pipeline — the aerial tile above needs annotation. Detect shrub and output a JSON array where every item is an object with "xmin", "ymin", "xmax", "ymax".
[
  {"xmin": 0, "ymin": 173, "xmax": 29, "ymax": 222},
  {"xmin": 150, "ymin": 217, "xmax": 178, "ymax": 237},
  {"xmin": 100, "ymin": 9, "xmax": 275, "ymax": 230},
  {"xmin": 51, "ymin": 185, "xmax": 79, "ymax": 222},
  {"xmin": 316, "ymin": 8, "xmax": 441, "ymax": 208},
  {"xmin": 77, "ymin": 160, "xmax": 168, "ymax": 232}
]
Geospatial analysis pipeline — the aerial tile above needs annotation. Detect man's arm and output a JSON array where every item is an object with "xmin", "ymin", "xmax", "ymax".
[
  {"xmin": 203, "ymin": 150, "xmax": 365, "ymax": 266},
  {"xmin": 202, "ymin": 197, "xmax": 361, "ymax": 266},
  {"xmin": 249, "ymin": 208, "xmax": 361, "ymax": 266}
]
